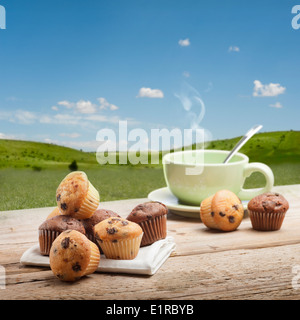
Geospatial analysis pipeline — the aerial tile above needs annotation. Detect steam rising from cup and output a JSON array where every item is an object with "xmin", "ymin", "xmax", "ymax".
[{"xmin": 174, "ymin": 81, "xmax": 212, "ymax": 147}]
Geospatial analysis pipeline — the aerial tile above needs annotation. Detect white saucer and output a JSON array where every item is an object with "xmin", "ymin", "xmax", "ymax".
[{"xmin": 148, "ymin": 187, "xmax": 248, "ymax": 219}]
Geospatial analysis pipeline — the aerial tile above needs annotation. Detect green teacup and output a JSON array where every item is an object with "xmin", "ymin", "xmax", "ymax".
[{"xmin": 163, "ymin": 150, "xmax": 274, "ymax": 206}]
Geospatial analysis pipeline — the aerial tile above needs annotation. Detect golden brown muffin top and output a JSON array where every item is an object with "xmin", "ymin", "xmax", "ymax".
[
  {"xmin": 49, "ymin": 230, "xmax": 91, "ymax": 282},
  {"xmin": 211, "ymin": 189, "xmax": 244, "ymax": 231},
  {"xmin": 248, "ymin": 192, "xmax": 289, "ymax": 214},
  {"xmin": 127, "ymin": 201, "xmax": 168, "ymax": 223},
  {"xmin": 94, "ymin": 217, "xmax": 142, "ymax": 241},
  {"xmin": 56, "ymin": 171, "xmax": 89, "ymax": 216}
]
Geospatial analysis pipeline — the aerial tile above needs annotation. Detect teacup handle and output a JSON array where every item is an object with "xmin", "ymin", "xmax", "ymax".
[{"xmin": 238, "ymin": 162, "xmax": 274, "ymax": 201}]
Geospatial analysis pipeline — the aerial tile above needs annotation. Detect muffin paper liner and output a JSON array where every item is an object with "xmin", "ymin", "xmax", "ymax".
[
  {"xmin": 84, "ymin": 240, "xmax": 101, "ymax": 275},
  {"xmin": 249, "ymin": 210, "xmax": 286, "ymax": 231},
  {"xmin": 139, "ymin": 215, "xmax": 167, "ymax": 246},
  {"xmin": 75, "ymin": 182, "xmax": 100, "ymax": 219},
  {"xmin": 39, "ymin": 230, "xmax": 60, "ymax": 256},
  {"xmin": 86, "ymin": 233, "xmax": 96, "ymax": 243},
  {"xmin": 97, "ymin": 233, "xmax": 143, "ymax": 260},
  {"xmin": 86, "ymin": 232, "xmax": 105, "ymax": 254}
]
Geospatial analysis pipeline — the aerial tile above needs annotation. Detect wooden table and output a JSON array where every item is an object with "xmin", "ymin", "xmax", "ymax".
[{"xmin": 1, "ymin": 185, "xmax": 300, "ymax": 300}]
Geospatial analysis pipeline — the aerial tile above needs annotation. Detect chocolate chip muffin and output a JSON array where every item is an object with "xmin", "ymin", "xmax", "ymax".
[
  {"xmin": 38, "ymin": 215, "xmax": 86, "ymax": 255},
  {"xmin": 81, "ymin": 208, "xmax": 120, "ymax": 244},
  {"xmin": 200, "ymin": 195, "xmax": 219, "ymax": 230},
  {"xmin": 247, "ymin": 192, "xmax": 289, "ymax": 231},
  {"xmin": 94, "ymin": 217, "xmax": 143, "ymax": 260},
  {"xmin": 200, "ymin": 190, "xmax": 244, "ymax": 232},
  {"xmin": 49, "ymin": 230, "xmax": 100, "ymax": 282},
  {"xmin": 56, "ymin": 171, "xmax": 100, "ymax": 219},
  {"xmin": 211, "ymin": 190, "xmax": 244, "ymax": 232},
  {"xmin": 127, "ymin": 201, "xmax": 168, "ymax": 246}
]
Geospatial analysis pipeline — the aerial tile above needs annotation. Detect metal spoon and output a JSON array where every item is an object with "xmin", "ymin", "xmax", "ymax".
[{"xmin": 223, "ymin": 124, "xmax": 263, "ymax": 163}]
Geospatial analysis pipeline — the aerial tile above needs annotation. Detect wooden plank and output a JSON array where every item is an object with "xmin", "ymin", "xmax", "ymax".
[
  {"xmin": 1, "ymin": 243, "xmax": 300, "ymax": 300},
  {"xmin": 0, "ymin": 185, "xmax": 299, "ymax": 300},
  {"xmin": 1, "ymin": 185, "xmax": 299, "ymax": 263},
  {"xmin": 166, "ymin": 184, "xmax": 300, "ymax": 256}
]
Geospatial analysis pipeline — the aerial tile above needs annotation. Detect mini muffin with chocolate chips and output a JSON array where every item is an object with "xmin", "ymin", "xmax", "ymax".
[
  {"xmin": 248, "ymin": 192, "xmax": 289, "ymax": 231},
  {"xmin": 200, "ymin": 190, "xmax": 244, "ymax": 232},
  {"xmin": 127, "ymin": 201, "xmax": 168, "ymax": 246},
  {"xmin": 200, "ymin": 195, "xmax": 219, "ymax": 230},
  {"xmin": 82, "ymin": 208, "xmax": 121, "ymax": 244},
  {"xmin": 211, "ymin": 190, "xmax": 244, "ymax": 232},
  {"xmin": 94, "ymin": 217, "xmax": 143, "ymax": 260},
  {"xmin": 49, "ymin": 230, "xmax": 100, "ymax": 282},
  {"xmin": 38, "ymin": 215, "xmax": 86, "ymax": 255},
  {"xmin": 56, "ymin": 171, "xmax": 100, "ymax": 220}
]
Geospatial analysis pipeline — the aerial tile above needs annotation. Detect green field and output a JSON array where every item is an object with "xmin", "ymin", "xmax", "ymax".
[
  {"xmin": 0, "ymin": 130, "xmax": 299, "ymax": 211},
  {"xmin": 0, "ymin": 166, "xmax": 165, "ymax": 211}
]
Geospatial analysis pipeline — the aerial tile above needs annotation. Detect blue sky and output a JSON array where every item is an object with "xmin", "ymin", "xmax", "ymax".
[{"xmin": 0, "ymin": 0, "xmax": 299, "ymax": 151}]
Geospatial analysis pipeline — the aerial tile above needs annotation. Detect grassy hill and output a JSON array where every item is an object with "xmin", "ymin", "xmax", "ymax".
[
  {"xmin": 0, "ymin": 130, "xmax": 299, "ymax": 169},
  {"xmin": 204, "ymin": 130, "xmax": 300, "ymax": 188},
  {"xmin": 206, "ymin": 130, "xmax": 300, "ymax": 164},
  {"xmin": 0, "ymin": 139, "xmax": 97, "ymax": 169},
  {"xmin": 0, "ymin": 130, "xmax": 299, "ymax": 211}
]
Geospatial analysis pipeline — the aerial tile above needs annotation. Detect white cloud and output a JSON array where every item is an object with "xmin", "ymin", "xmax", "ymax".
[
  {"xmin": 269, "ymin": 102, "xmax": 283, "ymax": 109},
  {"xmin": 136, "ymin": 87, "xmax": 164, "ymax": 98},
  {"xmin": 98, "ymin": 97, "xmax": 119, "ymax": 111},
  {"xmin": 53, "ymin": 113, "xmax": 82, "ymax": 125},
  {"xmin": 110, "ymin": 104, "xmax": 119, "ymax": 111},
  {"xmin": 253, "ymin": 80, "xmax": 286, "ymax": 97},
  {"xmin": 14, "ymin": 110, "xmax": 37, "ymax": 125},
  {"xmin": 44, "ymin": 138, "xmax": 54, "ymax": 144},
  {"xmin": 56, "ymin": 97, "xmax": 119, "ymax": 113},
  {"xmin": 98, "ymin": 97, "xmax": 109, "ymax": 109},
  {"xmin": 39, "ymin": 115, "xmax": 53, "ymax": 123},
  {"xmin": 58, "ymin": 100, "xmax": 74, "ymax": 109},
  {"xmin": 85, "ymin": 114, "xmax": 121, "ymax": 124},
  {"xmin": 178, "ymin": 38, "xmax": 190, "ymax": 47},
  {"xmin": 75, "ymin": 100, "xmax": 97, "ymax": 114},
  {"xmin": 0, "ymin": 108, "xmax": 131, "ymax": 130},
  {"xmin": 228, "ymin": 46, "xmax": 240, "ymax": 52},
  {"xmin": 0, "ymin": 132, "xmax": 18, "ymax": 140},
  {"xmin": 57, "ymin": 99, "xmax": 97, "ymax": 114},
  {"xmin": 40, "ymin": 113, "xmax": 122, "ymax": 128},
  {"xmin": 59, "ymin": 132, "xmax": 81, "ymax": 138}
]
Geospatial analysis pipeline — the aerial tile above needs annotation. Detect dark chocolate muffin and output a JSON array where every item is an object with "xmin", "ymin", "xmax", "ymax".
[
  {"xmin": 247, "ymin": 192, "xmax": 289, "ymax": 231},
  {"xmin": 38, "ymin": 215, "xmax": 86, "ymax": 255},
  {"xmin": 127, "ymin": 201, "xmax": 168, "ymax": 246},
  {"xmin": 81, "ymin": 208, "xmax": 120, "ymax": 244}
]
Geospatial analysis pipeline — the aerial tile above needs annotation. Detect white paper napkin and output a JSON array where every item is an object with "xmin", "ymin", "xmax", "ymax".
[{"xmin": 20, "ymin": 236, "xmax": 176, "ymax": 276}]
